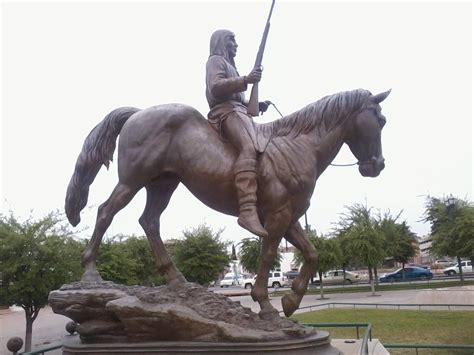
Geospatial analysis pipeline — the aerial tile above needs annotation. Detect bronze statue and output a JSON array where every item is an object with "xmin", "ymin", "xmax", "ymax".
[
  {"xmin": 206, "ymin": 29, "xmax": 270, "ymax": 239},
  {"xmin": 65, "ymin": 86, "xmax": 390, "ymax": 320}
]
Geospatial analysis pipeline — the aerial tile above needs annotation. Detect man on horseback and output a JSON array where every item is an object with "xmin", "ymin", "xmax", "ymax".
[{"xmin": 205, "ymin": 29, "xmax": 269, "ymax": 238}]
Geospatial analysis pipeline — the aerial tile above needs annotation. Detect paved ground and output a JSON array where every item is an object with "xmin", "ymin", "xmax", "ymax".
[{"xmin": 1, "ymin": 287, "xmax": 472, "ymax": 354}]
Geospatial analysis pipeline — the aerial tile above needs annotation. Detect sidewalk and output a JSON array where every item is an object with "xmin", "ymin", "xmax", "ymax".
[{"xmin": 0, "ymin": 307, "xmax": 69, "ymax": 355}]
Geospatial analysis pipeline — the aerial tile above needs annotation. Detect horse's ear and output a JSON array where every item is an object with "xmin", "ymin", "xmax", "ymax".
[{"xmin": 372, "ymin": 89, "xmax": 391, "ymax": 104}]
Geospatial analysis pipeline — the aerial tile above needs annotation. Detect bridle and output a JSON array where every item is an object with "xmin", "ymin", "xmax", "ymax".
[{"xmin": 268, "ymin": 101, "xmax": 360, "ymax": 168}]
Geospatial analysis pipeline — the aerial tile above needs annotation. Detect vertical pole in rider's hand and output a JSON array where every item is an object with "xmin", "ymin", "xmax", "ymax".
[{"xmin": 247, "ymin": 0, "xmax": 276, "ymax": 117}]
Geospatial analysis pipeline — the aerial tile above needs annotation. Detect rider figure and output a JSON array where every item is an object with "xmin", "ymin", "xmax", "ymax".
[{"xmin": 205, "ymin": 29, "xmax": 269, "ymax": 238}]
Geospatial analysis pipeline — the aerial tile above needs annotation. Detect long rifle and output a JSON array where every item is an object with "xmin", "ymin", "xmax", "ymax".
[{"xmin": 247, "ymin": 0, "xmax": 276, "ymax": 117}]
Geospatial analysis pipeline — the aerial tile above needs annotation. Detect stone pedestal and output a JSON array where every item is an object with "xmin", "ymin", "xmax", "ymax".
[{"xmin": 61, "ymin": 333, "xmax": 341, "ymax": 354}]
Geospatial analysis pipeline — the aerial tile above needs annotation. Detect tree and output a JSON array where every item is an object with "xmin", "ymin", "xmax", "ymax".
[
  {"xmin": 238, "ymin": 237, "xmax": 282, "ymax": 274},
  {"xmin": 334, "ymin": 230, "xmax": 360, "ymax": 279},
  {"xmin": 293, "ymin": 231, "xmax": 341, "ymax": 299},
  {"xmin": 423, "ymin": 196, "xmax": 474, "ymax": 282},
  {"xmin": 0, "ymin": 212, "xmax": 83, "ymax": 351},
  {"xmin": 378, "ymin": 212, "xmax": 417, "ymax": 279},
  {"xmin": 334, "ymin": 203, "xmax": 385, "ymax": 295},
  {"xmin": 97, "ymin": 235, "xmax": 164, "ymax": 286},
  {"xmin": 171, "ymin": 224, "xmax": 230, "ymax": 285}
]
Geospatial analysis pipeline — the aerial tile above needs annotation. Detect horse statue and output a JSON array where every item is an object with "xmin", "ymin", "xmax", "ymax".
[{"xmin": 65, "ymin": 88, "xmax": 389, "ymax": 320}]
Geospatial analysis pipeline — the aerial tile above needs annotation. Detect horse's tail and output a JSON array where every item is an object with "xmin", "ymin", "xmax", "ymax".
[{"xmin": 65, "ymin": 107, "xmax": 140, "ymax": 226}]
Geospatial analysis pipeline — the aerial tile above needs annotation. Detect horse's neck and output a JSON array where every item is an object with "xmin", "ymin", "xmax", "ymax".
[
  {"xmin": 263, "ymin": 123, "xmax": 346, "ymax": 184},
  {"xmin": 311, "ymin": 124, "xmax": 347, "ymax": 177}
]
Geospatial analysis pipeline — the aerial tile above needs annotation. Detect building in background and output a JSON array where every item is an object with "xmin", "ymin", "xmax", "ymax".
[{"xmin": 417, "ymin": 235, "xmax": 434, "ymax": 264}]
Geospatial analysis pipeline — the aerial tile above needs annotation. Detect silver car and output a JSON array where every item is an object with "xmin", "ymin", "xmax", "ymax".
[{"xmin": 313, "ymin": 270, "xmax": 360, "ymax": 285}]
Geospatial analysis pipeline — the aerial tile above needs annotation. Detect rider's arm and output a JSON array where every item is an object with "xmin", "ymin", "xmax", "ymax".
[{"xmin": 206, "ymin": 56, "xmax": 247, "ymax": 99}]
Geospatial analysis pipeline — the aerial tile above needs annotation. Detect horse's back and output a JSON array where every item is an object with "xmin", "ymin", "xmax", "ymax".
[
  {"xmin": 119, "ymin": 103, "xmax": 210, "ymax": 149},
  {"xmin": 116, "ymin": 103, "xmax": 234, "ymax": 187}
]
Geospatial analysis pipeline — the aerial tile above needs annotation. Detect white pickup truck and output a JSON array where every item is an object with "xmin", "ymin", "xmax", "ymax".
[
  {"xmin": 443, "ymin": 260, "xmax": 472, "ymax": 275},
  {"xmin": 241, "ymin": 271, "xmax": 289, "ymax": 289}
]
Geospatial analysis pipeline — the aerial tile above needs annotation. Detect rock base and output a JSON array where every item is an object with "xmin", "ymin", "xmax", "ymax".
[{"xmin": 49, "ymin": 281, "xmax": 319, "ymax": 344}]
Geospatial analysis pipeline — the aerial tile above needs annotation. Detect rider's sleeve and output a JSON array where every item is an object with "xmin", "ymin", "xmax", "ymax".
[{"xmin": 206, "ymin": 56, "xmax": 247, "ymax": 99}]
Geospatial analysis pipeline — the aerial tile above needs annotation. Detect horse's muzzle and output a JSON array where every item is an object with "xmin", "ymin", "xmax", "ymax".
[{"xmin": 359, "ymin": 156, "xmax": 385, "ymax": 177}]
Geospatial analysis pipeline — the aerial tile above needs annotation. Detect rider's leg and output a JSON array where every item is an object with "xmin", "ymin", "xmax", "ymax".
[
  {"xmin": 222, "ymin": 114, "xmax": 268, "ymax": 238},
  {"xmin": 234, "ymin": 159, "xmax": 267, "ymax": 238}
]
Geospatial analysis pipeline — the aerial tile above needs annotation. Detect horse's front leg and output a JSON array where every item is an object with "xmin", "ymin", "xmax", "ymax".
[
  {"xmin": 82, "ymin": 183, "xmax": 139, "ymax": 282},
  {"xmin": 281, "ymin": 221, "xmax": 318, "ymax": 317},
  {"xmin": 250, "ymin": 236, "xmax": 282, "ymax": 321},
  {"xmin": 251, "ymin": 208, "xmax": 290, "ymax": 321}
]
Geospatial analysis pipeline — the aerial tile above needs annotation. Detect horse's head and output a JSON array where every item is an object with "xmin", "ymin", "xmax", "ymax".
[{"xmin": 345, "ymin": 90, "xmax": 390, "ymax": 177}]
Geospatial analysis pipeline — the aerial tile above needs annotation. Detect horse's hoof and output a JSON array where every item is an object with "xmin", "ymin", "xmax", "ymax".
[
  {"xmin": 258, "ymin": 308, "xmax": 280, "ymax": 321},
  {"xmin": 167, "ymin": 274, "xmax": 187, "ymax": 288},
  {"xmin": 81, "ymin": 269, "xmax": 103, "ymax": 283},
  {"xmin": 282, "ymin": 293, "xmax": 301, "ymax": 317}
]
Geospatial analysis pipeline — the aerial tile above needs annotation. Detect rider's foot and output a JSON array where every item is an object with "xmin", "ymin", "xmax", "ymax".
[{"xmin": 238, "ymin": 208, "xmax": 268, "ymax": 238}]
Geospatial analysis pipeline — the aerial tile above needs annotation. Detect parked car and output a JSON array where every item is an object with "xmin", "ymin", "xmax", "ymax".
[
  {"xmin": 408, "ymin": 264, "xmax": 431, "ymax": 270},
  {"xmin": 443, "ymin": 260, "xmax": 472, "ymax": 276},
  {"xmin": 379, "ymin": 267, "xmax": 433, "ymax": 282},
  {"xmin": 434, "ymin": 259, "xmax": 454, "ymax": 267},
  {"xmin": 312, "ymin": 270, "xmax": 360, "ymax": 285},
  {"xmin": 284, "ymin": 270, "xmax": 300, "ymax": 280},
  {"xmin": 241, "ymin": 271, "xmax": 289, "ymax": 289},
  {"xmin": 219, "ymin": 273, "xmax": 243, "ymax": 287}
]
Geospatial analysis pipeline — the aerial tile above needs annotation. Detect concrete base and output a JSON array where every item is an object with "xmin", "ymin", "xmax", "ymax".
[
  {"xmin": 333, "ymin": 339, "xmax": 389, "ymax": 355},
  {"xmin": 61, "ymin": 332, "xmax": 342, "ymax": 354}
]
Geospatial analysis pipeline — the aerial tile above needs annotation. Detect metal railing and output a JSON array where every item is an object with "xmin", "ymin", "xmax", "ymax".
[
  {"xmin": 280, "ymin": 302, "xmax": 474, "ymax": 314},
  {"xmin": 21, "ymin": 345, "xmax": 62, "ymax": 355},
  {"xmin": 384, "ymin": 343, "xmax": 474, "ymax": 354}
]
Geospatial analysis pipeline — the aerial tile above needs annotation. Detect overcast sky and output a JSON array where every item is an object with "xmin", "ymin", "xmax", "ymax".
[{"xmin": 1, "ymin": 1, "xmax": 472, "ymax": 249}]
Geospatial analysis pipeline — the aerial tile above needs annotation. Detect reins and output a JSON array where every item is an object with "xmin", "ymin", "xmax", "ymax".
[{"xmin": 266, "ymin": 101, "xmax": 358, "ymax": 167}]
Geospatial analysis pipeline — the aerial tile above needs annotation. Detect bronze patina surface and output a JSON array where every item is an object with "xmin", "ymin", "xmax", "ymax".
[{"xmin": 65, "ymin": 87, "xmax": 389, "ymax": 321}]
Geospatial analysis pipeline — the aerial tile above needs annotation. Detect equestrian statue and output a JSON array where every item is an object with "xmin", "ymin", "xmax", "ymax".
[{"xmin": 65, "ymin": 25, "xmax": 390, "ymax": 320}]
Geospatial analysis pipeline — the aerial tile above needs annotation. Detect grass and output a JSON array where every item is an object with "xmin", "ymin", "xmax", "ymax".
[
  {"xmin": 274, "ymin": 279, "xmax": 474, "ymax": 296},
  {"xmin": 292, "ymin": 308, "xmax": 474, "ymax": 354}
]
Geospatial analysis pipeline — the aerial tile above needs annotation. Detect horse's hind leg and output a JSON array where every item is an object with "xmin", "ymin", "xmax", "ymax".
[
  {"xmin": 281, "ymin": 221, "xmax": 318, "ymax": 317},
  {"xmin": 82, "ymin": 182, "xmax": 140, "ymax": 282},
  {"xmin": 139, "ymin": 177, "xmax": 186, "ymax": 286}
]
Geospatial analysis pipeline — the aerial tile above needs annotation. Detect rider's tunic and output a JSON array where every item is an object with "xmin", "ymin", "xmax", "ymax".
[{"xmin": 205, "ymin": 55, "xmax": 260, "ymax": 152}]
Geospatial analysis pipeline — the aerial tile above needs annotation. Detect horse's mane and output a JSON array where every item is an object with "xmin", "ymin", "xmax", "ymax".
[{"xmin": 263, "ymin": 89, "xmax": 372, "ymax": 138}]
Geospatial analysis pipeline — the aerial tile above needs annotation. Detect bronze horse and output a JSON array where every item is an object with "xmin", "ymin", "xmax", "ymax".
[{"xmin": 65, "ymin": 88, "xmax": 389, "ymax": 319}]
